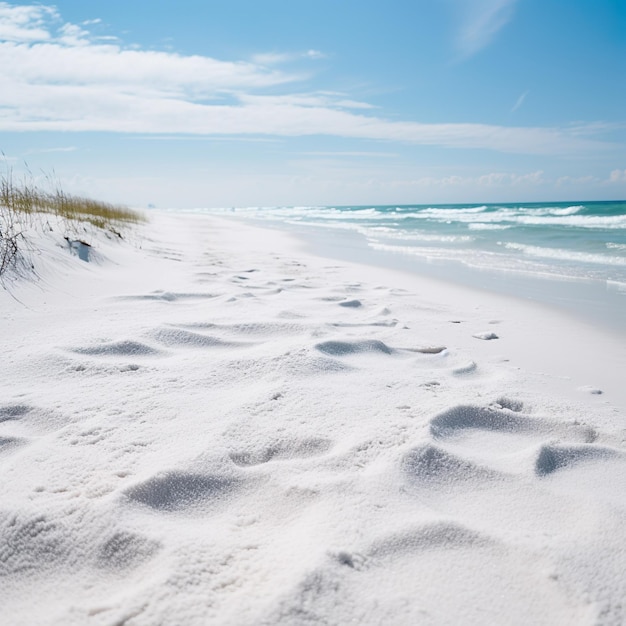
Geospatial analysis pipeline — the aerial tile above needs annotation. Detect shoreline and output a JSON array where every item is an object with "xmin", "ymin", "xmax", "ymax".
[{"xmin": 208, "ymin": 212, "xmax": 626, "ymax": 337}]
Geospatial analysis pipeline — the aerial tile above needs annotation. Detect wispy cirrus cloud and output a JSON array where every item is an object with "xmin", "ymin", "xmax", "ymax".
[
  {"xmin": 300, "ymin": 151, "xmax": 398, "ymax": 158},
  {"xmin": 0, "ymin": 2, "xmax": 617, "ymax": 157},
  {"xmin": 511, "ymin": 90, "xmax": 529, "ymax": 113},
  {"xmin": 452, "ymin": 0, "xmax": 518, "ymax": 59},
  {"xmin": 25, "ymin": 146, "xmax": 78, "ymax": 154}
]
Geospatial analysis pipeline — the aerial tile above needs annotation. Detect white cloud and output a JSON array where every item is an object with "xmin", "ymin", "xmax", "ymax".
[
  {"xmin": 479, "ymin": 170, "xmax": 545, "ymax": 186},
  {"xmin": 609, "ymin": 169, "xmax": 626, "ymax": 183},
  {"xmin": 403, "ymin": 170, "xmax": 546, "ymax": 189},
  {"xmin": 0, "ymin": 82, "xmax": 608, "ymax": 155},
  {"xmin": 556, "ymin": 175, "xmax": 598, "ymax": 186},
  {"xmin": 57, "ymin": 22, "xmax": 91, "ymax": 47},
  {"xmin": 251, "ymin": 49, "xmax": 327, "ymax": 65},
  {"xmin": 0, "ymin": 2, "xmax": 57, "ymax": 42},
  {"xmin": 453, "ymin": 0, "xmax": 518, "ymax": 59},
  {"xmin": 0, "ymin": 3, "xmax": 617, "ymax": 157},
  {"xmin": 1, "ymin": 42, "xmax": 295, "ymax": 98}
]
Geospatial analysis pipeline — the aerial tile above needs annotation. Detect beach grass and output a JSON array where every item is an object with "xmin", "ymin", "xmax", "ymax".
[{"xmin": 0, "ymin": 167, "xmax": 144, "ymax": 277}]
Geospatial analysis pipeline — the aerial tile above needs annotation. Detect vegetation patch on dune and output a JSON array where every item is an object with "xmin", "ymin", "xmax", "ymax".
[{"xmin": 1, "ymin": 167, "xmax": 145, "ymax": 279}]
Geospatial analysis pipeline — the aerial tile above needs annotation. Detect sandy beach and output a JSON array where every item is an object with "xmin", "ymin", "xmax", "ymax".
[{"xmin": 1, "ymin": 211, "xmax": 625, "ymax": 625}]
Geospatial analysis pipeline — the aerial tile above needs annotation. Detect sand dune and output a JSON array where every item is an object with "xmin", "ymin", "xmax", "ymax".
[{"xmin": 1, "ymin": 212, "xmax": 625, "ymax": 625}]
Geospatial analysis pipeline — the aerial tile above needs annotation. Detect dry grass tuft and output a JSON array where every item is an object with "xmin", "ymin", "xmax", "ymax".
[{"xmin": 1, "ymin": 167, "xmax": 145, "ymax": 279}]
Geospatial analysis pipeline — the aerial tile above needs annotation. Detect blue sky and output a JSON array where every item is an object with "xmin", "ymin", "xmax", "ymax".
[{"xmin": 1, "ymin": 0, "xmax": 624, "ymax": 207}]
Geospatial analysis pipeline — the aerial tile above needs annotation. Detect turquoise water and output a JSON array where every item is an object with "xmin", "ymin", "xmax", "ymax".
[
  {"xmin": 201, "ymin": 201, "xmax": 626, "ymax": 331},
  {"xmin": 211, "ymin": 201, "xmax": 626, "ymax": 286}
]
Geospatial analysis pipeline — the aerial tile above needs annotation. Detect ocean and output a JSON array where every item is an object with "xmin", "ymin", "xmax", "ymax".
[{"xmin": 201, "ymin": 201, "xmax": 626, "ymax": 332}]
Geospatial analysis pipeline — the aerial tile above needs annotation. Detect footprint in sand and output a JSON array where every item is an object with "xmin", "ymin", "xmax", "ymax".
[
  {"xmin": 315, "ymin": 340, "xmax": 393, "ymax": 356},
  {"xmin": 0, "ymin": 403, "xmax": 70, "ymax": 438},
  {"xmin": 533, "ymin": 443, "xmax": 626, "ymax": 509},
  {"xmin": 426, "ymin": 404, "xmax": 598, "ymax": 475},
  {"xmin": 229, "ymin": 437, "xmax": 332, "ymax": 467},
  {"xmin": 329, "ymin": 320, "xmax": 398, "ymax": 329},
  {"xmin": 320, "ymin": 296, "xmax": 348, "ymax": 302},
  {"xmin": 0, "ymin": 404, "xmax": 32, "ymax": 423},
  {"xmin": 226, "ymin": 292, "xmax": 257, "ymax": 302},
  {"xmin": 535, "ymin": 443, "xmax": 622, "ymax": 476},
  {"xmin": 338, "ymin": 299, "xmax": 362, "ymax": 308},
  {"xmin": 124, "ymin": 471, "xmax": 241, "ymax": 513},
  {"xmin": 260, "ymin": 519, "xmax": 580, "ymax": 626},
  {"xmin": 430, "ymin": 404, "xmax": 596, "ymax": 446},
  {"xmin": 173, "ymin": 321, "xmax": 305, "ymax": 338},
  {"xmin": 69, "ymin": 340, "xmax": 161, "ymax": 357},
  {"xmin": 0, "ymin": 436, "xmax": 26, "ymax": 456},
  {"xmin": 368, "ymin": 521, "xmax": 491, "ymax": 557},
  {"xmin": 96, "ymin": 530, "xmax": 160, "ymax": 570},
  {"xmin": 117, "ymin": 291, "xmax": 219, "ymax": 302},
  {"xmin": 151, "ymin": 327, "xmax": 249, "ymax": 349},
  {"xmin": 402, "ymin": 443, "xmax": 501, "ymax": 489},
  {"xmin": 0, "ymin": 511, "xmax": 67, "ymax": 576}
]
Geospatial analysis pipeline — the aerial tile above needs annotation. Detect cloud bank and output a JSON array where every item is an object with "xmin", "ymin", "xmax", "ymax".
[{"xmin": 0, "ymin": 2, "xmax": 616, "ymax": 156}]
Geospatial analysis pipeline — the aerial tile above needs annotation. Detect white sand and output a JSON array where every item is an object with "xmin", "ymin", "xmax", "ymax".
[{"xmin": 1, "ymin": 211, "xmax": 625, "ymax": 625}]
